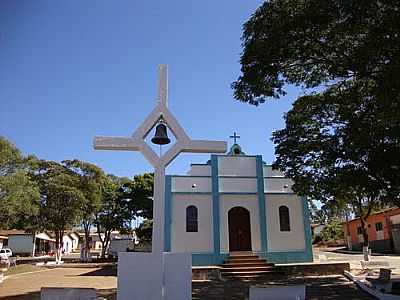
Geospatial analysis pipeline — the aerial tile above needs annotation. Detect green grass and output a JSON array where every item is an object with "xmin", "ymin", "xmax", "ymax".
[{"xmin": 4, "ymin": 264, "xmax": 43, "ymax": 276}]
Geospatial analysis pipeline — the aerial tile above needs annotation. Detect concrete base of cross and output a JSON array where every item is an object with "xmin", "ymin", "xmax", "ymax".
[{"xmin": 117, "ymin": 252, "xmax": 192, "ymax": 300}]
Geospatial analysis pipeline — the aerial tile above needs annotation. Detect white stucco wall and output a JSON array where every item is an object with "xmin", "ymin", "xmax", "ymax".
[
  {"xmin": 219, "ymin": 178, "xmax": 257, "ymax": 193},
  {"xmin": 8, "ymin": 235, "xmax": 34, "ymax": 254},
  {"xmin": 218, "ymin": 156, "xmax": 256, "ymax": 176},
  {"xmin": 266, "ymin": 194, "xmax": 306, "ymax": 252},
  {"xmin": 219, "ymin": 194, "xmax": 261, "ymax": 253},
  {"xmin": 187, "ymin": 165, "xmax": 211, "ymax": 176},
  {"xmin": 171, "ymin": 177, "xmax": 212, "ymax": 193},
  {"xmin": 264, "ymin": 178, "xmax": 294, "ymax": 193},
  {"xmin": 170, "ymin": 194, "xmax": 213, "ymax": 253},
  {"xmin": 263, "ymin": 165, "xmax": 284, "ymax": 177},
  {"xmin": 63, "ymin": 235, "xmax": 73, "ymax": 253}
]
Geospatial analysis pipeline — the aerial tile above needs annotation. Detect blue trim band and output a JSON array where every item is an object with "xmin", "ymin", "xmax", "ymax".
[
  {"xmin": 256, "ymin": 155, "xmax": 268, "ymax": 255},
  {"xmin": 211, "ymin": 155, "xmax": 220, "ymax": 259},
  {"xmin": 164, "ymin": 175, "xmax": 172, "ymax": 252},
  {"xmin": 192, "ymin": 253, "xmax": 228, "ymax": 266},
  {"xmin": 302, "ymin": 196, "xmax": 313, "ymax": 261}
]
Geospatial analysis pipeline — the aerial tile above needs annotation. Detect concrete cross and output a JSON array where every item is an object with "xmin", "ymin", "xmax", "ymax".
[{"xmin": 93, "ymin": 65, "xmax": 227, "ymax": 254}]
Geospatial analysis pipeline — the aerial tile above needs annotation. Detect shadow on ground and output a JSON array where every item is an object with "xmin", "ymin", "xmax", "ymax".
[
  {"xmin": 77, "ymin": 266, "xmax": 117, "ymax": 277},
  {"xmin": 192, "ymin": 275, "xmax": 375, "ymax": 300},
  {"xmin": 1, "ymin": 289, "xmax": 117, "ymax": 300}
]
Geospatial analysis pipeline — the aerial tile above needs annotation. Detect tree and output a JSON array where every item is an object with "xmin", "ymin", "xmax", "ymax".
[
  {"xmin": 63, "ymin": 160, "xmax": 105, "ymax": 262},
  {"xmin": 135, "ymin": 219, "xmax": 153, "ymax": 243},
  {"xmin": 94, "ymin": 175, "xmax": 131, "ymax": 258},
  {"xmin": 124, "ymin": 173, "xmax": 154, "ymax": 220},
  {"xmin": 33, "ymin": 160, "xmax": 84, "ymax": 263},
  {"xmin": 320, "ymin": 218, "xmax": 344, "ymax": 243},
  {"xmin": 233, "ymin": 0, "xmax": 400, "ymax": 259},
  {"xmin": 0, "ymin": 137, "xmax": 40, "ymax": 230}
]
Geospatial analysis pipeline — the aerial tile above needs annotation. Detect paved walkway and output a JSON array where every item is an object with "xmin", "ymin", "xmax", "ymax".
[
  {"xmin": 314, "ymin": 247, "xmax": 400, "ymax": 273},
  {"xmin": 0, "ymin": 266, "xmax": 374, "ymax": 300},
  {"xmin": 0, "ymin": 267, "xmax": 117, "ymax": 300}
]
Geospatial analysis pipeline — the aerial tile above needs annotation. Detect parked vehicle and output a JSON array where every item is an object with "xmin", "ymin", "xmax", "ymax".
[{"xmin": 0, "ymin": 248, "xmax": 12, "ymax": 260}]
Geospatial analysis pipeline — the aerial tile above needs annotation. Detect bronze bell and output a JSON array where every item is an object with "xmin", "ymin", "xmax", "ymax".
[{"xmin": 151, "ymin": 123, "xmax": 171, "ymax": 145}]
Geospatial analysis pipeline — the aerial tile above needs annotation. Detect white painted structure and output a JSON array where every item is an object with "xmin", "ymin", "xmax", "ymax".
[
  {"xmin": 93, "ymin": 65, "xmax": 226, "ymax": 300},
  {"xmin": 165, "ymin": 143, "xmax": 313, "ymax": 265}
]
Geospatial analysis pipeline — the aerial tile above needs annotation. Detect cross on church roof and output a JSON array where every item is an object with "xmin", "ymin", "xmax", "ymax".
[{"xmin": 229, "ymin": 132, "xmax": 240, "ymax": 144}]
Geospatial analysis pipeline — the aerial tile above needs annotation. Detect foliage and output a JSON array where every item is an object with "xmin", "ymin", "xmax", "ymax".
[
  {"xmin": 135, "ymin": 219, "xmax": 153, "ymax": 242},
  {"xmin": 233, "ymin": 0, "xmax": 400, "ymax": 251},
  {"xmin": 94, "ymin": 175, "xmax": 132, "ymax": 258},
  {"xmin": 63, "ymin": 159, "xmax": 105, "ymax": 259},
  {"xmin": 0, "ymin": 137, "xmax": 40, "ymax": 229},
  {"xmin": 33, "ymin": 160, "xmax": 85, "ymax": 261},
  {"xmin": 320, "ymin": 219, "xmax": 344, "ymax": 242},
  {"xmin": 123, "ymin": 173, "xmax": 154, "ymax": 220}
]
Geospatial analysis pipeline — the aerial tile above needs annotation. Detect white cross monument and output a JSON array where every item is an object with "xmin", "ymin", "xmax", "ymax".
[{"xmin": 93, "ymin": 65, "xmax": 227, "ymax": 300}]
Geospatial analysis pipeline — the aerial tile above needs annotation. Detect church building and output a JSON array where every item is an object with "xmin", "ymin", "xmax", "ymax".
[{"xmin": 164, "ymin": 142, "xmax": 313, "ymax": 266}]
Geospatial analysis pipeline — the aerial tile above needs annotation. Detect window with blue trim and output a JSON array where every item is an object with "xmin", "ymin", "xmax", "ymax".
[
  {"xmin": 279, "ymin": 205, "xmax": 291, "ymax": 231},
  {"xmin": 186, "ymin": 205, "xmax": 198, "ymax": 232}
]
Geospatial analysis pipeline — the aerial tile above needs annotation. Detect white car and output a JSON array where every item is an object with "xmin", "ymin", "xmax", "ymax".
[{"xmin": 0, "ymin": 248, "xmax": 12, "ymax": 260}]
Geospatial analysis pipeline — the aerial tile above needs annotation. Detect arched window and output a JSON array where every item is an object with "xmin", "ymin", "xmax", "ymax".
[
  {"xmin": 279, "ymin": 206, "xmax": 291, "ymax": 232},
  {"xmin": 186, "ymin": 205, "xmax": 198, "ymax": 232}
]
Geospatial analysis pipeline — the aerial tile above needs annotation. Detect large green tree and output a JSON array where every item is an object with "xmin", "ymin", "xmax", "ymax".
[
  {"xmin": 233, "ymin": 0, "xmax": 400, "ymax": 259},
  {"xmin": 0, "ymin": 137, "xmax": 40, "ymax": 230},
  {"xmin": 33, "ymin": 160, "xmax": 84, "ymax": 263},
  {"xmin": 63, "ymin": 159, "xmax": 105, "ymax": 261},
  {"xmin": 94, "ymin": 175, "xmax": 131, "ymax": 258}
]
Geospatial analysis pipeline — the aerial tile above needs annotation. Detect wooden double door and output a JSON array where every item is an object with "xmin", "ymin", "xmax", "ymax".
[{"xmin": 228, "ymin": 206, "xmax": 252, "ymax": 251}]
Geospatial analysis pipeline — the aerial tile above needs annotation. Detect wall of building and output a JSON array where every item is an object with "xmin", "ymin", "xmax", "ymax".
[
  {"xmin": 218, "ymin": 156, "xmax": 256, "ymax": 176},
  {"xmin": 170, "ymin": 193, "xmax": 213, "ymax": 253},
  {"xmin": 219, "ymin": 194, "xmax": 261, "ymax": 253},
  {"xmin": 171, "ymin": 176, "xmax": 211, "ymax": 193},
  {"xmin": 219, "ymin": 178, "xmax": 257, "ymax": 193},
  {"xmin": 8, "ymin": 235, "xmax": 33, "ymax": 255},
  {"xmin": 187, "ymin": 165, "xmax": 211, "ymax": 176},
  {"xmin": 263, "ymin": 165, "xmax": 284, "ymax": 177},
  {"xmin": 264, "ymin": 178, "xmax": 294, "ymax": 193},
  {"xmin": 266, "ymin": 194, "xmax": 306, "ymax": 252},
  {"xmin": 63, "ymin": 235, "xmax": 73, "ymax": 253}
]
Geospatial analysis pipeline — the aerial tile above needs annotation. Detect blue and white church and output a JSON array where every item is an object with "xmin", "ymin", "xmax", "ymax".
[{"xmin": 164, "ymin": 142, "xmax": 313, "ymax": 266}]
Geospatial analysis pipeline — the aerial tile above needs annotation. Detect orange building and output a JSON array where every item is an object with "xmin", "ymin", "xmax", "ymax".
[{"xmin": 343, "ymin": 208, "xmax": 400, "ymax": 253}]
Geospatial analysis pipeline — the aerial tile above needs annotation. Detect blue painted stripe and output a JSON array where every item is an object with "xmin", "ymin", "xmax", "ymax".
[
  {"xmin": 211, "ymin": 155, "xmax": 220, "ymax": 259},
  {"xmin": 171, "ymin": 192, "xmax": 212, "ymax": 195},
  {"xmin": 266, "ymin": 251, "xmax": 312, "ymax": 263},
  {"xmin": 192, "ymin": 252, "xmax": 229, "ymax": 266},
  {"xmin": 164, "ymin": 175, "xmax": 172, "ymax": 252},
  {"xmin": 256, "ymin": 155, "xmax": 268, "ymax": 255},
  {"xmin": 302, "ymin": 196, "xmax": 313, "ymax": 261}
]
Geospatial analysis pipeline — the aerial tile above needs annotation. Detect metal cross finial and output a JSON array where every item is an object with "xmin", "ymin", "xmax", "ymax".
[{"xmin": 229, "ymin": 131, "xmax": 240, "ymax": 144}]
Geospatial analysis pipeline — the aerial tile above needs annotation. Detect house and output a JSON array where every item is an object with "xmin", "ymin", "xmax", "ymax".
[
  {"xmin": 62, "ymin": 232, "xmax": 80, "ymax": 253},
  {"xmin": 343, "ymin": 208, "xmax": 400, "ymax": 253},
  {"xmin": 0, "ymin": 230, "xmax": 56, "ymax": 256},
  {"xmin": 164, "ymin": 143, "xmax": 313, "ymax": 265}
]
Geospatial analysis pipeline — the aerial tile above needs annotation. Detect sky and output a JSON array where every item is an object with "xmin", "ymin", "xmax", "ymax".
[{"xmin": 0, "ymin": 1, "xmax": 303, "ymax": 178}]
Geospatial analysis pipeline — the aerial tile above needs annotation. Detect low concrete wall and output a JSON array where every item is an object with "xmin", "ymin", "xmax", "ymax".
[
  {"xmin": 277, "ymin": 262, "xmax": 350, "ymax": 276},
  {"xmin": 352, "ymin": 240, "xmax": 392, "ymax": 253}
]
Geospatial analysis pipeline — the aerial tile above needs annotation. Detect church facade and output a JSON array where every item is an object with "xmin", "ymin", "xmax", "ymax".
[{"xmin": 163, "ymin": 144, "xmax": 313, "ymax": 266}]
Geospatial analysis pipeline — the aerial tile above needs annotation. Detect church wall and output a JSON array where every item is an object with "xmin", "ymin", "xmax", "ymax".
[
  {"xmin": 171, "ymin": 177, "xmax": 211, "ymax": 193},
  {"xmin": 219, "ymin": 194, "xmax": 261, "ymax": 253},
  {"xmin": 266, "ymin": 194, "xmax": 306, "ymax": 252},
  {"xmin": 264, "ymin": 178, "xmax": 294, "ymax": 193},
  {"xmin": 187, "ymin": 165, "xmax": 211, "ymax": 176},
  {"xmin": 219, "ymin": 178, "xmax": 257, "ymax": 193},
  {"xmin": 170, "ymin": 194, "xmax": 213, "ymax": 253},
  {"xmin": 263, "ymin": 165, "xmax": 284, "ymax": 177},
  {"xmin": 218, "ymin": 156, "xmax": 256, "ymax": 176}
]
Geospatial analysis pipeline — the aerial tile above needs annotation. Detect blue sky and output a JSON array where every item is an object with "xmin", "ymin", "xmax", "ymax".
[{"xmin": 0, "ymin": 1, "xmax": 303, "ymax": 178}]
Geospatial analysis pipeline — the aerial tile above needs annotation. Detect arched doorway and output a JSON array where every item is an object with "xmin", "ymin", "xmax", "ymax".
[{"xmin": 228, "ymin": 207, "xmax": 252, "ymax": 251}]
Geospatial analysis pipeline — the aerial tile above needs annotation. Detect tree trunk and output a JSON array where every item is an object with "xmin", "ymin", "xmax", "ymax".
[
  {"xmin": 55, "ymin": 230, "xmax": 63, "ymax": 264},
  {"xmin": 360, "ymin": 217, "xmax": 370, "ymax": 261},
  {"xmin": 82, "ymin": 222, "xmax": 91, "ymax": 262}
]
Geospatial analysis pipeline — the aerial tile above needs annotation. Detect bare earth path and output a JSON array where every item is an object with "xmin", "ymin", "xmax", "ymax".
[{"xmin": 0, "ymin": 266, "xmax": 373, "ymax": 299}]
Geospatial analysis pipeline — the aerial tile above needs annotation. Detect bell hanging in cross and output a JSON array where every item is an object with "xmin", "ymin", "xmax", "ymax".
[{"xmin": 151, "ymin": 121, "xmax": 171, "ymax": 145}]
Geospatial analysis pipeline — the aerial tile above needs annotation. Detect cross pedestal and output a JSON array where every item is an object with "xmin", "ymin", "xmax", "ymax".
[{"xmin": 93, "ymin": 65, "xmax": 227, "ymax": 300}]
